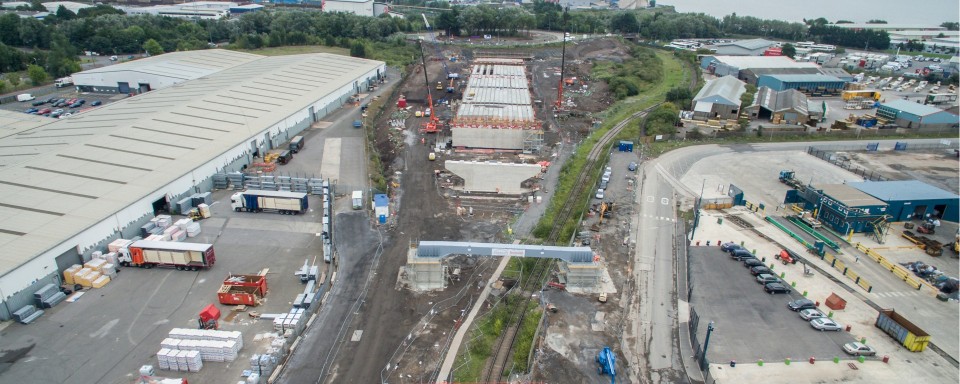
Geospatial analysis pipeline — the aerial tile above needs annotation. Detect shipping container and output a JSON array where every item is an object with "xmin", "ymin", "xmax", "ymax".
[
  {"xmin": 875, "ymin": 309, "xmax": 930, "ymax": 352},
  {"xmin": 119, "ymin": 240, "xmax": 216, "ymax": 270}
]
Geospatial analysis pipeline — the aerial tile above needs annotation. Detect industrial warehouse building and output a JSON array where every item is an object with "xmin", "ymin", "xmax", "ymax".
[
  {"xmin": 701, "ymin": 56, "xmax": 822, "ymax": 85},
  {"xmin": 848, "ymin": 180, "xmax": 960, "ymax": 222},
  {"xmin": 745, "ymin": 87, "xmax": 823, "ymax": 125},
  {"xmin": 322, "ymin": 0, "xmax": 374, "ymax": 16},
  {"xmin": 712, "ymin": 39, "xmax": 777, "ymax": 56},
  {"xmin": 72, "ymin": 49, "xmax": 263, "ymax": 94},
  {"xmin": 756, "ymin": 74, "xmax": 847, "ymax": 95},
  {"xmin": 876, "ymin": 100, "xmax": 960, "ymax": 131},
  {"xmin": 802, "ymin": 184, "xmax": 889, "ymax": 234},
  {"xmin": 0, "ymin": 52, "xmax": 385, "ymax": 320},
  {"xmin": 691, "ymin": 75, "xmax": 746, "ymax": 120}
]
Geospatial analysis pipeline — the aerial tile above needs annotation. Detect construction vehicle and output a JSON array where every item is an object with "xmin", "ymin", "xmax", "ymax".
[
  {"xmin": 198, "ymin": 304, "xmax": 220, "ymax": 330},
  {"xmin": 779, "ymin": 170, "xmax": 804, "ymax": 189},
  {"xmin": 416, "ymin": 39, "xmax": 440, "ymax": 134},
  {"xmin": 117, "ymin": 240, "xmax": 216, "ymax": 270},
  {"xmin": 187, "ymin": 208, "xmax": 204, "ymax": 221},
  {"xmin": 775, "ymin": 249, "xmax": 799, "ymax": 265},
  {"xmin": 436, "ymin": 81, "xmax": 443, "ymax": 90},
  {"xmin": 591, "ymin": 202, "xmax": 613, "ymax": 231},
  {"xmin": 447, "ymin": 78, "xmax": 455, "ymax": 93},
  {"xmin": 230, "ymin": 189, "xmax": 308, "ymax": 214},
  {"xmin": 596, "ymin": 346, "xmax": 616, "ymax": 383},
  {"xmin": 554, "ymin": 10, "xmax": 569, "ymax": 111}
]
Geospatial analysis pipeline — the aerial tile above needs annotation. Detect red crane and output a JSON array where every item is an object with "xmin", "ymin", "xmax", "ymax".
[{"xmin": 418, "ymin": 39, "xmax": 440, "ymax": 133}]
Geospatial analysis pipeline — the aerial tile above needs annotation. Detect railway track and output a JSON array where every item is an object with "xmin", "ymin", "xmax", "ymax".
[{"xmin": 480, "ymin": 104, "xmax": 661, "ymax": 383}]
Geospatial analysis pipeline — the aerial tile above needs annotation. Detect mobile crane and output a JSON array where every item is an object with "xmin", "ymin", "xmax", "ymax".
[
  {"xmin": 417, "ymin": 38, "xmax": 440, "ymax": 133},
  {"xmin": 422, "ymin": 14, "xmax": 456, "ymax": 93},
  {"xmin": 555, "ymin": 8, "xmax": 570, "ymax": 111}
]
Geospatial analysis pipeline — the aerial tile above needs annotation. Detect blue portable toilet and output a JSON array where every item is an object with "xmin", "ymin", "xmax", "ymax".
[
  {"xmin": 374, "ymin": 194, "xmax": 389, "ymax": 224},
  {"xmin": 618, "ymin": 140, "xmax": 634, "ymax": 152}
]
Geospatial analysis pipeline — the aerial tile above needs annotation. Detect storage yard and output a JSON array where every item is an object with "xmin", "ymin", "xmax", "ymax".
[{"xmin": 0, "ymin": 31, "xmax": 957, "ymax": 384}]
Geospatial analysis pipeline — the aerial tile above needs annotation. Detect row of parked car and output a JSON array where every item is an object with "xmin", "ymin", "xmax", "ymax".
[
  {"xmin": 595, "ymin": 161, "xmax": 638, "ymax": 200},
  {"xmin": 24, "ymin": 98, "xmax": 102, "ymax": 118},
  {"xmin": 720, "ymin": 242, "xmax": 877, "ymax": 357}
]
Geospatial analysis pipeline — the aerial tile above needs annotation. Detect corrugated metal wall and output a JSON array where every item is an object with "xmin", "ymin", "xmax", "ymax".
[{"xmin": 0, "ymin": 272, "xmax": 59, "ymax": 321}]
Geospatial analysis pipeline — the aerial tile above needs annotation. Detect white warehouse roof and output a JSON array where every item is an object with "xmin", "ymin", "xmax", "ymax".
[
  {"xmin": 709, "ymin": 56, "xmax": 821, "ymax": 70},
  {"xmin": 0, "ymin": 52, "xmax": 384, "ymax": 278},
  {"xmin": 0, "ymin": 110, "xmax": 54, "ymax": 142},
  {"xmin": 75, "ymin": 49, "xmax": 262, "ymax": 84}
]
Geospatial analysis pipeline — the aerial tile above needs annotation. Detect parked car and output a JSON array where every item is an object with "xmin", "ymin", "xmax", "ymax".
[
  {"xmin": 744, "ymin": 258, "xmax": 765, "ymax": 268},
  {"xmin": 750, "ymin": 266, "xmax": 773, "ymax": 276},
  {"xmin": 31, "ymin": 100, "xmax": 46, "ymax": 106},
  {"xmin": 799, "ymin": 308, "xmax": 826, "ymax": 321},
  {"xmin": 731, "ymin": 249, "xmax": 754, "ymax": 260},
  {"xmin": 764, "ymin": 282, "xmax": 791, "ymax": 294},
  {"xmin": 50, "ymin": 111, "xmax": 61, "ymax": 118},
  {"xmin": 76, "ymin": 99, "xmax": 85, "ymax": 105},
  {"xmin": 756, "ymin": 274, "xmax": 779, "ymax": 284},
  {"xmin": 60, "ymin": 112, "xmax": 73, "ymax": 118},
  {"xmin": 842, "ymin": 342, "xmax": 876, "ymax": 356},
  {"xmin": 37, "ymin": 108, "xmax": 51, "ymax": 115},
  {"xmin": 595, "ymin": 189, "xmax": 605, "ymax": 199},
  {"xmin": 628, "ymin": 162, "xmax": 637, "ymax": 171},
  {"xmin": 599, "ymin": 180, "xmax": 608, "ymax": 190},
  {"xmin": 602, "ymin": 171, "xmax": 612, "ymax": 182},
  {"xmin": 52, "ymin": 109, "xmax": 63, "ymax": 114},
  {"xmin": 68, "ymin": 102, "xmax": 82, "ymax": 108},
  {"xmin": 91, "ymin": 100, "xmax": 102, "ymax": 106},
  {"xmin": 810, "ymin": 317, "xmax": 843, "ymax": 331},
  {"xmin": 788, "ymin": 299, "xmax": 817, "ymax": 311},
  {"xmin": 43, "ymin": 97, "xmax": 56, "ymax": 104},
  {"xmin": 24, "ymin": 108, "xmax": 38, "ymax": 114},
  {"xmin": 721, "ymin": 242, "xmax": 742, "ymax": 252}
]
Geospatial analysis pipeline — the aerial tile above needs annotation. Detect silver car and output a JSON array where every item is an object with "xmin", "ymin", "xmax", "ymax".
[
  {"xmin": 810, "ymin": 317, "xmax": 842, "ymax": 332},
  {"xmin": 842, "ymin": 342, "xmax": 876, "ymax": 356},
  {"xmin": 799, "ymin": 308, "xmax": 825, "ymax": 321}
]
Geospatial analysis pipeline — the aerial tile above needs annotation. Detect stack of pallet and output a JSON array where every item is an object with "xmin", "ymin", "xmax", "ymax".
[
  {"xmin": 272, "ymin": 308, "xmax": 305, "ymax": 335},
  {"xmin": 186, "ymin": 221, "xmax": 201, "ymax": 238},
  {"xmin": 63, "ymin": 265, "xmax": 82, "ymax": 285},
  {"xmin": 73, "ymin": 268, "xmax": 102, "ymax": 288},
  {"xmin": 108, "ymin": 239, "xmax": 134, "ymax": 253},
  {"xmin": 12, "ymin": 305, "xmax": 43, "ymax": 324},
  {"xmin": 160, "ymin": 328, "xmax": 243, "ymax": 363},
  {"xmin": 156, "ymin": 348, "xmax": 203, "ymax": 372},
  {"xmin": 34, "ymin": 283, "xmax": 67, "ymax": 309}
]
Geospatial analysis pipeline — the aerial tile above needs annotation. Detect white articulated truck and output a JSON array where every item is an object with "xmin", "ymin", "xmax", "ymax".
[{"xmin": 231, "ymin": 189, "xmax": 308, "ymax": 215}]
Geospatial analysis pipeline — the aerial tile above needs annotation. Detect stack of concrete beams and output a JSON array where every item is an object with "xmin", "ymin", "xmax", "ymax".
[{"xmin": 451, "ymin": 57, "xmax": 541, "ymax": 151}]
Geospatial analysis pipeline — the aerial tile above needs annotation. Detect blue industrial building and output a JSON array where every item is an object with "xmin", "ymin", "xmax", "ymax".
[
  {"xmin": 756, "ymin": 74, "xmax": 846, "ymax": 95},
  {"xmin": 848, "ymin": 180, "xmax": 959, "ymax": 222},
  {"xmin": 876, "ymin": 99, "xmax": 959, "ymax": 130},
  {"xmin": 788, "ymin": 184, "xmax": 889, "ymax": 234}
]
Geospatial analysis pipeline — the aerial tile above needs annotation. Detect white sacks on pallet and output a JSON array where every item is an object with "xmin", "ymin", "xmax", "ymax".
[{"xmin": 186, "ymin": 222, "xmax": 201, "ymax": 237}]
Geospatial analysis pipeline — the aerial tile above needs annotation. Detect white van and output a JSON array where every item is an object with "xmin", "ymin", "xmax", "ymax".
[{"xmin": 16, "ymin": 94, "xmax": 35, "ymax": 102}]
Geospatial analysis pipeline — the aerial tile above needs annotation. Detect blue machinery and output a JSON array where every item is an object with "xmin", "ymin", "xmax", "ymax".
[{"xmin": 597, "ymin": 346, "xmax": 616, "ymax": 383}]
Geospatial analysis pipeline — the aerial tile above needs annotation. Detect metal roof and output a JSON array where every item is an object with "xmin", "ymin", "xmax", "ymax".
[
  {"xmin": 131, "ymin": 240, "xmax": 213, "ymax": 252},
  {"xmin": 717, "ymin": 38, "xmax": 775, "ymax": 50},
  {"xmin": 880, "ymin": 99, "xmax": 954, "ymax": 117},
  {"xmin": 752, "ymin": 87, "xmax": 809, "ymax": 114},
  {"xmin": 761, "ymin": 74, "xmax": 844, "ymax": 83},
  {"xmin": 0, "ymin": 52, "xmax": 384, "ymax": 278},
  {"xmin": 0, "ymin": 110, "xmax": 55, "ymax": 142},
  {"xmin": 694, "ymin": 75, "xmax": 745, "ymax": 106},
  {"xmin": 76, "ymin": 49, "xmax": 262, "ymax": 81},
  {"xmin": 818, "ymin": 184, "xmax": 887, "ymax": 208},
  {"xmin": 848, "ymin": 180, "xmax": 959, "ymax": 202},
  {"xmin": 710, "ymin": 56, "xmax": 821, "ymax": 70}
]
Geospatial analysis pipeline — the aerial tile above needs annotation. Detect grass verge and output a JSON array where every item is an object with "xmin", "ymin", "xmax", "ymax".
[
  {"xmin": 509, "ymin": 302, "xmax": 543, "ymax": 375},
  {"xmin": 453, "ymin": 294, "xmax": 522, "ymax": 382},
  {"xmin": 533, "ymin": 49, "xmax": 689, "ymax": 242}
]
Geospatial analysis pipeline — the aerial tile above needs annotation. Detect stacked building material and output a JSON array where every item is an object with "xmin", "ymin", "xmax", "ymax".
[
  {"xmin": 156, "ymin": 348, "xmax": 203, "ymax": 372},
  {"xmin": 108, "ymin": 239, "xmax": 134, "ymax": 253},
  {"xmin": 63, "ymin": 265, "xmax": 82, "ymax": 284},
  {"xmin": 34, "ymin": 283, "xmax": 67, "ymax": 308},
  {"xmin": 186, "ymin": 221, "xmax": 201, "ymax": 237},
  {"xmin": 91, "ymin": 275, "xmax": 111, "ymax": 288},
  {"xmin": 272, "ymin": 308, "xmax": 305, "ymax": 334},
  {"xmin": 12, "ymin": 305, "xmax": 43, "ymax": 324},
  {"xmin": 74, "ymin": 268, "xmax": 102, "ymax": 288},
  {"xmin": 161, "ymin": 328, "xmax": 244, "ymax": 363}
]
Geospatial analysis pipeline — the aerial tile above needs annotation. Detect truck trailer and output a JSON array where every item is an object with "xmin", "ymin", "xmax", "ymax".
[
  {"xmin": 55, "ymin": 77, "xmax": 74, "ymax": 88},
  {"xmin": 231, "ymin": 189, "xmax": 308, "ymax": 214},
  {"xmin": 118, "ymin": 240, "xmax": 216, "ymax": 270}
]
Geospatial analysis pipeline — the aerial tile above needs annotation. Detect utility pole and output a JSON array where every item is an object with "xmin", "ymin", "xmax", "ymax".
[
  {"xmin": 689, "ymin": 179, "xmax": 706, "ymax": 241},
  {"xmin": 699, "ymin": 321, "xmax": 715, "ymax": 371}
]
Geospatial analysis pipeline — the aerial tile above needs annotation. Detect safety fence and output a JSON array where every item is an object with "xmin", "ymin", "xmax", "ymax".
[{"xmin": 855, "ymin": 243, "xmax": 925, "ymax": 291}]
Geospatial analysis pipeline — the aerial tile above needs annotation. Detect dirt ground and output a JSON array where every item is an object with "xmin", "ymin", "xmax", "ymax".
[
  {"xmin": 839, "ymin": 149, "xmax": 960, "ymax": 194},
  {"xmin": 348, "ymin": 37, "xmax": 634, "ymax": 383}
]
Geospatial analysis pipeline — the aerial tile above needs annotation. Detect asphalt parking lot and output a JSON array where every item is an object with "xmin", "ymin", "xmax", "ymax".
[
  {"xmin": 689, "ymin": 246, "xmax": 857, "ymax": 364},
  {"xmin": 1, "ymin": 88, "xmax": 121, "ymax": 116}
]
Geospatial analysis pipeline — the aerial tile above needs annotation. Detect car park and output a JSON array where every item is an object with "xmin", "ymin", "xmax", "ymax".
[
  {"xmin": 744, "ymin": 258, "xmax": 765, "ymax": 268},
  {"xmin": 595, "ymin": 189, "xmax": 604, "ymax": 199},
  {"xmin": 788, "ymin": 299, "xmax": 816, "ymax": 311},
  {"xmin": 810, "ymin": 317, "xmax": 843, "ymax": 332},
  {"xmin": 764, "ymin": 282, "xmax": 791, "ymax": 294},
  {"xmin": 750, "ymin": 266, "xmax": 772, "ymax": 276},
  {"xmin": 842, "ymin": 342, "xmax": 876, "ymax": 356},
  {"xmin": 755, "ymin": 274, "xmax": 779, "ymax": 284},
  {"xmin": 799, "ymin": 308, "xmax": 826, "ymax": 321}
]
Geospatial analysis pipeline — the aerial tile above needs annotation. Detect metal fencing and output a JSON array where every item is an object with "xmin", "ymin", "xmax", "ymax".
[{"xmin": 806, "ymin": 147, "xmax": 889, "ymax": 181}]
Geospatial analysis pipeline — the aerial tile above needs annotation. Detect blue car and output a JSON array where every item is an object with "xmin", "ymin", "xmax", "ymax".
[
  {"xmin": 24, "ymin": 108, "xmax": 38, "ymax": 114},
  {"xmin": 91, "ymin": 100, "xmax": 102, "ymax": 106}
]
